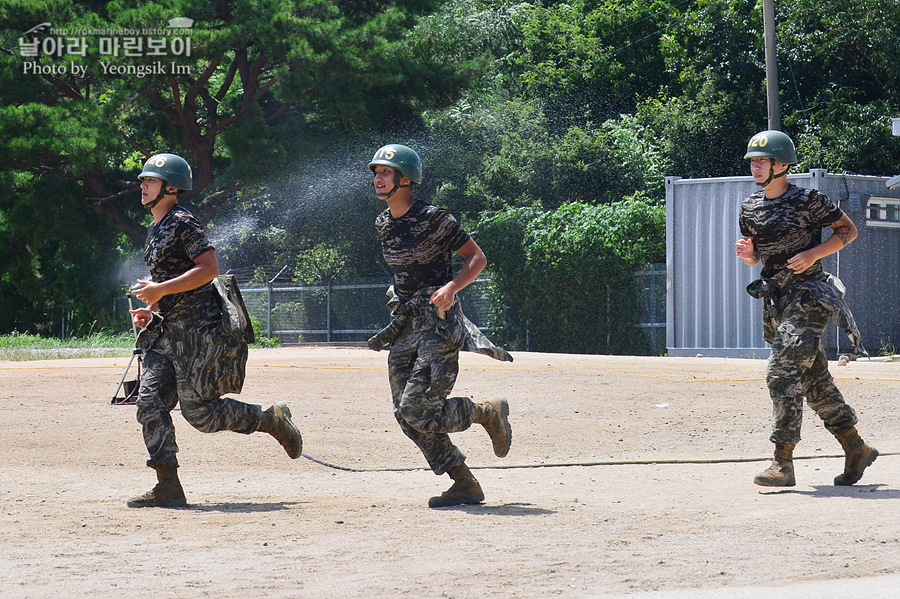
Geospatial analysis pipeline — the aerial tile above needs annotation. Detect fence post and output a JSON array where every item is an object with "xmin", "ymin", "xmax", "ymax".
[
  {"xmin": 326, "ymin": 278, "xmax": 332, "ymax": 343},
  {"xmin": 326, "ymin": 262, "xmax": 345, "ymax": 343},
  {"xmin": 266, "ymin": 281, "xmax": 273, "ymax": 339},
  {"xmin": 267, "ymin": 265, "xmax": 288, "ymax": 340},
  {"xmin": 607, "ymin": 285, "xmax": 612, "ymax": 348}
]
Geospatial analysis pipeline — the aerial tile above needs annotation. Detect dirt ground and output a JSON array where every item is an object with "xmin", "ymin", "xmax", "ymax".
[{"xmin": 1, "ymin": 346, "xmax": 898, "ymax": 598}]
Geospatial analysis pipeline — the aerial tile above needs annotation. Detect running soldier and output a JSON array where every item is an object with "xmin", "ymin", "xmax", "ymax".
[
  {"xmin": 367, "ymin": 144, "xmax": 513, "ymax": 508},
  {"xmin": 735, "ymin": 130, "xmax": 877, "ymax": 487},
  {"xmin": 127, "ymin": 153, "xmax": 303, "ymax": 508}
]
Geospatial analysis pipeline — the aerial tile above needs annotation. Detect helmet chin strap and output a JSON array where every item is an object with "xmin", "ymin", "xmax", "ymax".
[
  {"xmin": 374, "ymin": 172, "xmax": 412, "ymax": 199},
  {"xmin": 757, "ymin": 163, "xmax": 789, "ymax": 188},
  {"xmin": 144, "ymin": 179, "xmax": 171, "ymax": 209},
  {"xmin": 145, "ymin": 189, "xmax": 166, "ymax": 209}
]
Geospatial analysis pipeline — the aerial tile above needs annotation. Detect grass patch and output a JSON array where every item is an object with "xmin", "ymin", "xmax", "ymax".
[
  {"xmin": 2, "ymin": 327, "xmax": 280, "ymax": 361},
  {"xmin": 0, "ymin": 331, "xmax": 134, "ymax": 361}
]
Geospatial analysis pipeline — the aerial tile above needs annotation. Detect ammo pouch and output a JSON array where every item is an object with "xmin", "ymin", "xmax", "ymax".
[{"xmin": 212, "ymin": 274, "xmax": 255, "ymax": 344}]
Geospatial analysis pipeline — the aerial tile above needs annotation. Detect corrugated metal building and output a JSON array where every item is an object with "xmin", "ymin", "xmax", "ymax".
[{"xmin": 666, "ymin": 169, "xmax": 900, "ymax": 358}]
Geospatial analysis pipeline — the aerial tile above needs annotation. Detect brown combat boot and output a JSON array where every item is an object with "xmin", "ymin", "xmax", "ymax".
[
  {"xmin": 428, "ymin": 463, "xmax": 485, "ymax": 508},
  {"xmin": 753, "ymin": 443, "xmax": 796, "ymax": 487},
  {"xmin": 259, "ymin": 402, "xmax": 303, "ymax": 459},
  {"xmin": 833, "ymin": 427, "xmax": 878, "ymax": 486},
  {"xmin": 474, "ymin": 397, "xmax": 512, "ymax": 458},
  {"xmin": 127, "ymin": 466, "xmax": 187, "ymax": 508}
]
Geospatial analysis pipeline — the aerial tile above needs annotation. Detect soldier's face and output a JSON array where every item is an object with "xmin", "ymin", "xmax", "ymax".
[
  {"xmin": 373, "ymin": 166, "xmax": 409, "ymax": 199},
  {"xmin": 140, "ymin": 177, "xmax": 165, "ymax": 205},
  {"xmin": 749, "ymin": 158, "xmax": 787, "ymax": 184}
]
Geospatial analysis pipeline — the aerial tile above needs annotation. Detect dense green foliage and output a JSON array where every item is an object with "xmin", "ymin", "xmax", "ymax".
[
  {"xmin": 1, "ymin": 0, "xmax": 899, "ymax": 353},
  {"xmin": 476, "ymin": 196, "xmax": 664, "ymax": 353},
  {"xmin": 0, "ymin": 0, "xmax": 480, "ymax": 331}
]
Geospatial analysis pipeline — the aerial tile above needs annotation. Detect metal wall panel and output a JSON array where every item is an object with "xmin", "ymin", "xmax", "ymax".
[
  {"xmin": 817, "ymin": 173, "xmax": 900, "ymax": 356},
  {"xmin": 667, "ymin": 170, "xmax": 900, "ymax": 358}
]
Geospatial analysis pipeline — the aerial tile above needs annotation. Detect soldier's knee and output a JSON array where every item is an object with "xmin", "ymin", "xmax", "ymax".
[
  {"xmin": 135, "ymin": 395, "xmax": 169, "ymax": 425},
  {"xmin": 397, "ymin": 402, "xmax": 420, "ymax": 427},
  {"xmin": 397, "ymin": 402, "xmax": 435, "ymax": 433},
  {"xmin": 767, "ymin": 374, "xmax": 803, "ymax": 399},
  {"xmin": 179, "ymin": 400, "xmax": 218, "ymax": 433}
]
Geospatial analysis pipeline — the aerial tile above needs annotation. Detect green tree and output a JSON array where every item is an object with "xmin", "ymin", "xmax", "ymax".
[
  {"xmin": 506, "ymin": 0, "xmax": 686, "ymax": 126},
  {"xmin": 0, "ymin": 0, "xmax": 480, "ymax": 333},
  {"xmin": 644, "ymin": 0, "xmax": 900, "ymax": 177},
  {"xmin": 476, "ymin": 196, "xmax": 664, "ymax": 354},
  {"xmin": 424, "ymin": 97, "xmax": 670, "ymax": 218},
  {"xmin": 635, "ymin": 0, "xmax": 767, "ymax": 177},
  {"xmin": 0, "ymin": 172, "xmax": 124, "ymax": 333},
  {"xmin": 777, "ymin": 0, "xmax": 900, "ymax": 174},
  {"xmin": 0, "ymin": 0, "xmax": 477, "ymax": 241}
]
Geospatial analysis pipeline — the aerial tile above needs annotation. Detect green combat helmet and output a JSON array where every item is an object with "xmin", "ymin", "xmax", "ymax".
[
  {"xmin": 138, "ymin": 153, "xmax": 193, "ymax": 209},
  {"xmin": 743, "ymin": 130, "xmax": 798, "ymax": 165},
  {"xmin": 139, "ymin": 153, "xmax": 193, "ymax": 191},
  {"xmin": 368, "ymin": 144, "xmax": 422, "ymax": 184}
]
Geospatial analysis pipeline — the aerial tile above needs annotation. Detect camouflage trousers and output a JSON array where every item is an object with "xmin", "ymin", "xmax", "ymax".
[
  {"xmin": 766, "ymin": 292, "xmax": 858, "ymax": 445},
  {"xmin": 387, "ymin": 313, "xmax": 476, "ymax": 475},
  {"xmin": 137, "ymin": 348, "xmax": 263, "ymax": 469}
]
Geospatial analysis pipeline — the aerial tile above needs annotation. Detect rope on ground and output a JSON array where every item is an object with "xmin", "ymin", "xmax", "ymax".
[
  {"xmin": 301, "ymin": 453, "xmax": 368, "ymax": 472},
  {"xmin": 299, "ymin": 451, "xmax": 898, "ymax": 473}
]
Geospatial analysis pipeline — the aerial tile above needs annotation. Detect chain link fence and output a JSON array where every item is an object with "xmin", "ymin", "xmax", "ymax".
[
  {"xmin": 634, "ymin": 264, "xmax": 666, "ymax": 355},
  {"xmin": 239, "ymin": 266, "xmax": 666, "ymax": 353},
  {"xmin": 240, "ymin": 278, "xmax": 495, "ymax": 344}
]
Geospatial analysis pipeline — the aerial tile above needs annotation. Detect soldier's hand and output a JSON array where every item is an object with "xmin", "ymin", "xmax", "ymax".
[
  {"xmin": 132, "ymin": 279, "xmax": 166, "ymax": 306},
  {"xmin": 735, "ymin": 237, "xmax": 754, "ymax": 259},
  {"xmin": 429, "ymin": 284, "xmax": 456, "ymax": 312},
  {"xmin": 786, "ymin": 251, "xmax": 814, "ymax": 274},
  {"xmin": 130, "ymin": 307, "xmax": 152, "ymax": 329}
]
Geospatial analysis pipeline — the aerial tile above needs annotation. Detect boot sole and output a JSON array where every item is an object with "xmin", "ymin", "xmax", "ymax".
[
  {"xmin": 834, "ymin": 447, "xmax": 878, "ymax": 486},
  {"xmin": 428, "ymin": 492, "xmax": 485, "ymax": 508},
  {"xmin": 753, "ymin": 476, "xmax": 796, "ymax": 487},
  {"xmin": 274, "ymin": 402, "xmax": 303, "ymax": 459},
  {"xmin": 127, "ymin": 497, "xmax": 187, "ymax": 508},
  {"xmin": 491, "ymin": 397, "xmax": 512, "ymax": 458}
]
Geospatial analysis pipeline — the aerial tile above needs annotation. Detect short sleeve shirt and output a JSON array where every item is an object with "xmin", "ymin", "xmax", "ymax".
[
  {"xmin": 375, "ymin": 199, "xmax": 470, "ymax": 299},
  {"xmin": 144, "ymin": 205, "xmax": 214, "ymax": 314},
  {"xmin": 739, "ymin": 184, "xmax": 843, "ymax": 278}
]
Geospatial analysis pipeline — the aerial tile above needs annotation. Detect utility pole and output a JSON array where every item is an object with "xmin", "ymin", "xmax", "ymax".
[{"xmin": 762, "ymin": 0, "xmax": 781, "ymax": 130}]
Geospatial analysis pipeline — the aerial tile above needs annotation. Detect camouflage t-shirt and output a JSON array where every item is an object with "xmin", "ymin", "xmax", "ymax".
[
  {"xmin": 739, "ymin": 184, "xmax": 843, "ymax": 278},
  {"xmin": 144, "ymin": 205, "xmax": 215, "ymax": 315},
  {"xmin": 375, "ymin": 199, "xmax": 470, "ymax": 300}
]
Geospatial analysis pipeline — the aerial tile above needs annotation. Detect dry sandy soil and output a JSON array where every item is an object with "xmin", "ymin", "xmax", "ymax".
[{"xmin": 1, "ymin": 347, "xmax": 898, "ymax": 598}]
